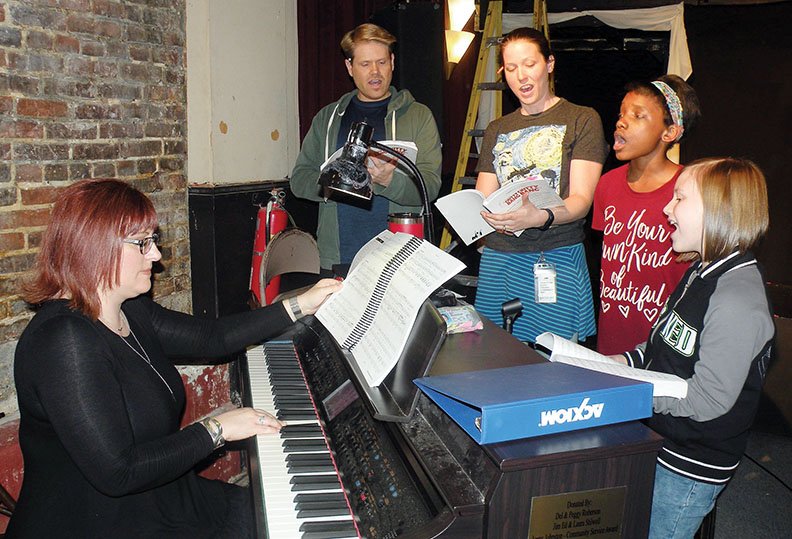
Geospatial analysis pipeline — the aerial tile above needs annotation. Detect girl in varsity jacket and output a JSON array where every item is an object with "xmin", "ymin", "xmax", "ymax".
[{"xmin": 618, "ymin": 157, "xmax": 775, "ymax": 539}]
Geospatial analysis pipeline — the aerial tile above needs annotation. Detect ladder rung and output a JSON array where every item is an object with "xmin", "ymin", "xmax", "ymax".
[
  {"xmin": 468, "ymin": 129, "xmax": 486, "ymax": 138},
  {"xmin": 477, "ymin": 82, "xmax": 507, "ymax": 91},
  {"xmin": 459, "ymin": 176, "xmax": 477, "ymax": 186},
  {"xmin": 485, "ymin": 37, "xmax": 502, "ymax": 46}
]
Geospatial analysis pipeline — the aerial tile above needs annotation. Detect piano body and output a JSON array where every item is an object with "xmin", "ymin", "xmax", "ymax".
[{"xmin": 243, "ymin": 303, "xmax": 663, "ymax": 539}]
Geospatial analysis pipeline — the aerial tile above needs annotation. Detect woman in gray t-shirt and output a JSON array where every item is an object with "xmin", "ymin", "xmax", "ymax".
[{"xmin": 474, "ymin": 27, "xmax": 608, "ymax": 343}]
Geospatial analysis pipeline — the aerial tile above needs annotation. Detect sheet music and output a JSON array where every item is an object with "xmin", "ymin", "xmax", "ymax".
[
  {"xmin": 536, "ymin": 332, "xmax": 688, "ymax": 399},
  {"xmin": 317, "ymin": 231, "xmax": 465, "ymax": 387},
  {"xmin": 535, "ymin": 332, "xmax": 619, "ymax": 364}
]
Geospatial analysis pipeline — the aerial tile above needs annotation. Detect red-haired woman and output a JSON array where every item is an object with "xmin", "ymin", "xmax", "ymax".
[{"xmin": 8, "ymin": 179, "xmax": 341, "ymax": 538}]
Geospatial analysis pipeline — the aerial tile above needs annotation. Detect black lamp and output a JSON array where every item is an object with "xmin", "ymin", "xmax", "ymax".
[{"xmin": 318, "ymin": 121, "xmax": 435, "ymax": 244}]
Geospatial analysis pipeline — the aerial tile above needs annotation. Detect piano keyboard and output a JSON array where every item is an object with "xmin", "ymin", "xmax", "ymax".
[{"xmin": 247, "ymin": 342, "xmax": 361, "ymax": 539}]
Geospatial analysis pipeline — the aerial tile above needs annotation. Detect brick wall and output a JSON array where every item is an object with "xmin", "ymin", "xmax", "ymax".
[{"xmin": 0, "ymin": 1, "xmax": 239, "ymax": 530}]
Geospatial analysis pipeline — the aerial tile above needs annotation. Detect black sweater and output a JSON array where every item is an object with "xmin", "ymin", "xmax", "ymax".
[
  {"xmin": 624, "ymin": 251, "xmax": 775, "ymax": 484},
  {"xmin": 8, "ymin": 296, "xmax": 292, "ymax": 538}
]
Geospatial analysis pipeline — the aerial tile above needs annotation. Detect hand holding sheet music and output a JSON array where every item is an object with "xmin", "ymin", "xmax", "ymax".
[
  {"xmin": 535, "ymin": 332, "xmax": 688, "ymax": 399},
  {"xmin": 316, "ymin": 231, "xmax": 465, "ymax": 387}
]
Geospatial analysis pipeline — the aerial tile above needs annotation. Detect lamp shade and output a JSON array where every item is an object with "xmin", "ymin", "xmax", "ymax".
[
  {"xmin": 445, "ymin": 29, "xmax": 475, "ymax": 78},
  {"xmin": 318, "ymin": 121, "xmax": 435, "ymax": 244},
  {"xmin": 448, "ymin": 0, "xmax": 475, "ymax": 31},
  {"xmin": 318, "ymin": 122, "xmax": 374, "ymax": 200},
  {"xmin": 445, "ymin": 30, "xmax": 475, "ymax": 64}
]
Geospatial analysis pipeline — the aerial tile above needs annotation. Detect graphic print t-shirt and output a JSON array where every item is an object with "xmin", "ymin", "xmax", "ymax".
[
  {"xmin": 477, "ymin": 99, "xmax": 608, "ymax": 253},
  {"xmin": 490, "ymin": 123, "xmax": 566, "ymax": 192},
  {"xmin": 592, "ymin": 164, "xmax": 690, "ymax": 355}
]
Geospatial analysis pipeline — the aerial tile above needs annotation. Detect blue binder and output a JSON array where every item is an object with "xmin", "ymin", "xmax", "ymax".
[{"xmin": 414, "ymin": 362, "xmax": 653, "ymax": 444}]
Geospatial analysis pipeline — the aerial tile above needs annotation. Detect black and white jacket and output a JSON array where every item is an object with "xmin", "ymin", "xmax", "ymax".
[{"xmin": 624, "ymin": 250, "xmax": 775, "ymax": 484}]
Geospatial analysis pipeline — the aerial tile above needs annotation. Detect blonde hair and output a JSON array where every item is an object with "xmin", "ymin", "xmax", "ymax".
[
  {"xmin": 340, "ymin": 23, "xmax": 396, "ymax": 60},
  {"xmin": 681, "ymin": 157, "xmax": 769, "ymax": 263}
]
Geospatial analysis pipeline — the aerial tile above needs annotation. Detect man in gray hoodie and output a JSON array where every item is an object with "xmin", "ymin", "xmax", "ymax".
[{"xmin": 290, "ymin": 23, "xmax": 442, "ymax": 271}]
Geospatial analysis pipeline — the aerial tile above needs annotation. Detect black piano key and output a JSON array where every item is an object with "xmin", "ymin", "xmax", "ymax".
[
  {"xmin": 267, "ymin": 362, "xmax": 301, "ymax": 368},
  {"xmin": 295, "ymin": 499, "xmax": 349, "ymax": 511},
  {"xmin": 281, "ymin": 432, "xmax": 324, "ymax": 440},
  {"xmin": 274, "ymin": 398, "xmax": 312, "ymax": 406},
  {"xmin": 270, "ymin": 379, "xmax": 309, "ymax": 387},
  {"xmin": 294, "ymin": 492, "xmax": 347, "ymax": 504},
  {"xmin": 299, "ymin": 520, "xmax": 358, "ymax": 539},
  {"xmin": 297, "ymin": 507, "xmax": 352, "ymax": 518},
  {"xmin": 281, "ymin": 424, "xmax": 323, "ymax": 438},
  {"xmin": 273, "ymin": 394, "xmax": 311, "ymax": 402},
  {"xmin": 301, "ymin": 530, "xmax": 357, "ymax": 539},
  {"xmin": 274, "ymin": 395, "xmax": 312, "ymax": 402},
  {"xmin": 290, "ymin": 475, "xmax": 341, "ymax": 490},
  {"xmin": 274, "ymin": 400, "xmax": 315, "ymax": 409},
  {"xmin": 268, "ymin": 373, "xmax": 304, "ymax": 381},
  {"xmin": 286, "ymin": 453, "xmax": 333, "ymax": 466},
  {"xmin": 267, "ymin": 365, "xmax": 303, "ymax": 380},
  {"xmin": 288, "ymin": 462, "xmax": 335, "ymax": 473},
  {"xmin": 276, "ymin": 406, "xmax": 316, "ymax": 415},
  {"xmin": 284, "ymin": 439, "xmax": 328, "ymax": 451},
  {"xmin": 277, "ymin": 410, "xmax": 320, "ymax": 421},
  {"xmin": 286, "ymin": 456, "xmax": 331, "ymax": 467},
  {"xmin": 272, "ymin": 387, "xmax": 311, "ymax": 396},
  {"xmin": 279, "ymin": 432, "xmax": 324, "ymax": 440}
]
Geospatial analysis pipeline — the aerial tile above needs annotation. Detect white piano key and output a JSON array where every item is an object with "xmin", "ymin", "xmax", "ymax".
[{"xmin": 247, "ymin": 344, "xmax": 359, "ymax": 539}]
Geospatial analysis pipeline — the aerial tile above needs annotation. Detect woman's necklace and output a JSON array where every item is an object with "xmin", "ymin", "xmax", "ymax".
[
  {"xmin": 99, "ymin": 314, "xmax": 124, "ymax": 334},
  {"xmin": 115, "ymin": 313, "xmax": 176, "ymax": 402}
]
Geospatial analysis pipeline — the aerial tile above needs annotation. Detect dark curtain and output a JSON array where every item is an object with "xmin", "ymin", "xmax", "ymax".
[
  {"xmin": 682, "ymin": 3, "xmax": 792, "ymax": 307},
  {"xmin": 296, "ymin": 0, "xmax": 396, "ymax": 142}
]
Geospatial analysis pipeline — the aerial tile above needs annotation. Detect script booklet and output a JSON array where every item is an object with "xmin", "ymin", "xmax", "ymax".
[
  {"xmin": 316, "ymin": 231, "xmax": 465, "ymax": 387},
  {"xmin": 434, "ymin": 177, "xmax": 565, "ymax": 245},
  {"xmin": 535, "ymin": 332, "xmax": 688, "ymax": 399},
  {"xmin": 320, "ymin": 140, "xmax": 418, "ymax": 172}
]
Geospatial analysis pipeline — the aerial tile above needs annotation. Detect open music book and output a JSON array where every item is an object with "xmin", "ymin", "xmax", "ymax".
[
  {"xmin": 535, "ymin": 332, "xmax": 688, "ymax": 399},
  {"xmin": 316, "ymin": 231, "xmax": 465, "ymax": 387},
  {"xmin": 434, "ymin": 178, "xmax": 564, "ymax": 245}
]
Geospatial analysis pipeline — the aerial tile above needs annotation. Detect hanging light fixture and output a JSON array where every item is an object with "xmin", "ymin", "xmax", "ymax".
[{"xmin": 445, "ymin": 0, "xmax": 475, "ymax": 79}]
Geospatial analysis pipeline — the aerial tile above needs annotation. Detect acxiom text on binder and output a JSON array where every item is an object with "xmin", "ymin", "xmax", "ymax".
[{"xmin": 539, "ymin": 397, "xmax": 605, "ymax": 427}]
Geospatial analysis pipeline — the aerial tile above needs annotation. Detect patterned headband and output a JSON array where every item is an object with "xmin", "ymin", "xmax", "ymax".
[{"xmin": 651, "ymin": 80, "xmax": 684, "ymax": 140}]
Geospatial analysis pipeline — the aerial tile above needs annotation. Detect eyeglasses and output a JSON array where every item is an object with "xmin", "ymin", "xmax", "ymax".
[{"xmin": 122, "ymin": 233, "xmax": 159, "ymax": 254}]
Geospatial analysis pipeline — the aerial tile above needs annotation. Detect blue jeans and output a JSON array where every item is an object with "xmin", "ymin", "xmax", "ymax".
[{"xmin": 649, "ymin": 464, "xmax": 726, "ymax": 539}]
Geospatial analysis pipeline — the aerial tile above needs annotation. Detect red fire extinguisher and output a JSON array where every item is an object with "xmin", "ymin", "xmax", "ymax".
[{"xmin": 250, "ymin": 190, "xmax": 289, "ymax": 306}]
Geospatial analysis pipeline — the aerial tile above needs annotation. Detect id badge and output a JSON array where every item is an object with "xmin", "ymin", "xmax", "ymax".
[{"xmin": 534, "ymin": 255, "xmax": 557, "ymax": 304}]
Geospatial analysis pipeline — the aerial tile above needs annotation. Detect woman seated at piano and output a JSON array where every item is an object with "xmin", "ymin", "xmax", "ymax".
[{"xmin": 7, "ymin": 178, "xmax": 342, "ymax": 538}]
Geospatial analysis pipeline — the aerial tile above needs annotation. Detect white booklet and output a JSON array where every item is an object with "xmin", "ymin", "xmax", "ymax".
[
  {"xmin": 316, "ymin": 231, "xmax": 465, "ymax": 387},
  {"xmin": 434, "ymin": 178, "xmax": 564, "ymax": 245},
  {"xmin": 535, "ymin": 332, "xmax": 688, "ymax": 399},
  {"xmin": 320, "ymin": 140, "xmax": 418, "ymax": 171}
]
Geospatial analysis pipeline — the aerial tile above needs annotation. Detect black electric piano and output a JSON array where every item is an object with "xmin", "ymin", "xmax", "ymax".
[{"xmin": 241, "ymin": 303, "xmax": 663, "ymax": 539}]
